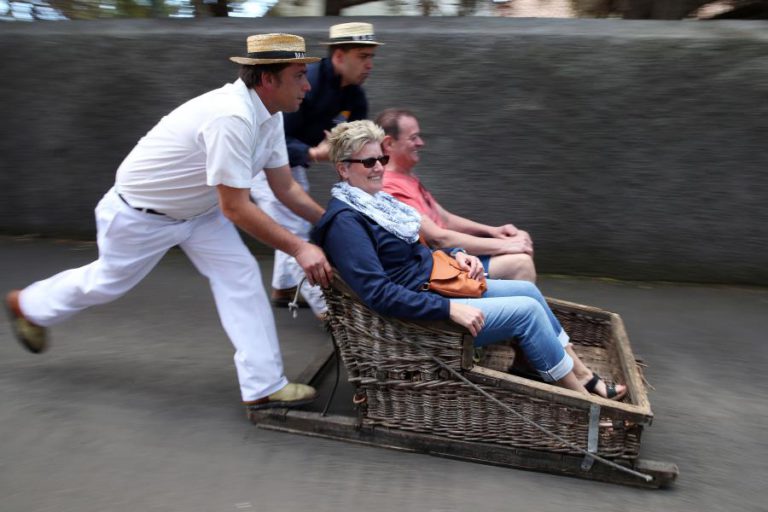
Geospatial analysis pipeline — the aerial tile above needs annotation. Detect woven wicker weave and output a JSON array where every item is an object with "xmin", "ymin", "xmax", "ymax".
[
  {"xmin": 324, "ymin": 275, "xmax": 650, "ymax": 460},
  {"xmin": 476, "ymin": 343, "xmax": 517, "ymax": 373}
]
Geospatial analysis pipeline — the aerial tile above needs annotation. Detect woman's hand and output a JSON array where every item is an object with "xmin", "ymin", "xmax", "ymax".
[
  {"xmin": 454, "ymin": 252, "xmax": 485, "ymax": 280},
  {"xmin": 449, "ymin": 302, "xmax": 485, "ymax": 337}
]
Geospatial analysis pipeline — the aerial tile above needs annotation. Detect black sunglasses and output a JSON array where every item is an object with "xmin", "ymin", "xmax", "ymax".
[{"xmin": 342, "ymin": 155, "xmax": 389, "ymax": 168}]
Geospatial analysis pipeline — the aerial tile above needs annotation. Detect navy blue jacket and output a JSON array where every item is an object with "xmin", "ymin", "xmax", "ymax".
[
  {"xmin": 311, "ymin": 198, "xmax": 450, "ymax": 321},
  {"xmin": 284, "ymin": 58, "xmax": 368, "ymax": 168}
]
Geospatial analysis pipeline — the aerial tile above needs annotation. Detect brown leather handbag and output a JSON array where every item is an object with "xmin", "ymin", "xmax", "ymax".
[{"xmin": 424, "ymin": 250, "xmax": 487, "ymax": 298}]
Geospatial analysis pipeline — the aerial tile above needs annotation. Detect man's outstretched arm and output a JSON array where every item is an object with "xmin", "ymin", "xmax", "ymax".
[
  {"xmin": 419, "ymin": 215, "xmax": 533, "ymax": 257},
  {"xmin": 217, "ymin": 184, "xmax": 331, "ymax": 287},
  {"xmin": 435, "ymin": 201, "xmax": 529, "ymax": 242}
]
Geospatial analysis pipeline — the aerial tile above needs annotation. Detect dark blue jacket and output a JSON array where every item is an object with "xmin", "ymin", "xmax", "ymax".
[
  {"xmin": 311, "ymin": 198, "xmax": 450, "ymax": 321},
  {"xmin": 284, "ymin": 58, "xmax": 368, "ymax": 168}
]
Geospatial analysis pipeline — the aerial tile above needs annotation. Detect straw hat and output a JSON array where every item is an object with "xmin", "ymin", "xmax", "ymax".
[
  {"xmin": 324, "ymin": 22, "xmax": 383, "ymax": 46},
  {"xmin": 230, "ymin": 33, "xmax": 321, "ymax": 65}
]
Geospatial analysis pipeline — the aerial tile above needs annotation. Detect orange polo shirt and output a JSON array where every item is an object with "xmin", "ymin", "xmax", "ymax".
[{"xmin": 382, "ymin": 171, "xmax": 445, "ymax": 228}]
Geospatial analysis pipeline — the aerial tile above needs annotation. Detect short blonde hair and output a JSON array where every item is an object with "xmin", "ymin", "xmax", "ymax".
[{"xmin": 328, "ymin": 120, "xmax": 385, "ymax": 164}]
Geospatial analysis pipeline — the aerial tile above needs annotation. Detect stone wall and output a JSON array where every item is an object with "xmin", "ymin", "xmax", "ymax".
[{"xmin": 1, "ymin": 18, "xmax": 766, "ymax": 284}]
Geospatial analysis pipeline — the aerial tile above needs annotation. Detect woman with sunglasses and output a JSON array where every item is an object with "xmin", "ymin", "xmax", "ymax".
[{"xmin": 311, "ymin": 120, "xmax": 626, "ymax": 399}]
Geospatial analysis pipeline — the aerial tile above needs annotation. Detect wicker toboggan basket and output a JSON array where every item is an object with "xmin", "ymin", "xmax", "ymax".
[{"xmin": 324, "ymin": 274, "xmax": 653, "ymax": 461}]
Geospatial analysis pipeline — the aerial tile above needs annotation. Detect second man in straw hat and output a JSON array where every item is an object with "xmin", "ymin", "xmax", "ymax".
[{"xmin": 251, "ymin": 22, "xmax": 382, "ymax": 317}]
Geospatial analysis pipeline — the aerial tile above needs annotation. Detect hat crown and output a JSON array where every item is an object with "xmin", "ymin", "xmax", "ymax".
[
  {"xmin": 328, "ymin": 22, "xmax": 375, "ymax": 42},
  {"xmin": 230, "ymin": 32, "xmax": 320, "ymax": 65},
  {"xmin": 246, "ymin": 33, "xmax": 307, "ymax": 54}
]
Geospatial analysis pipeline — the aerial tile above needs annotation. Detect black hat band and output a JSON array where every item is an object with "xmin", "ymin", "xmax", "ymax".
[
  {"xmin": 247, "ymin": 50, "xmax": 307, "ymax": 59},
  {"xmin": 329, "ymin": 34, "xmax": 375, "ymax": 42}
]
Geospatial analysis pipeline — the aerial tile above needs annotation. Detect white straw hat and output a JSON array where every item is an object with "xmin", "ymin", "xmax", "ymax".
[
  {"xmin": 230, "ymin": 33, "xmax": 321, "ymax": 65},
  {"xmin": 324, "ymin": 22, "xmax": 383, "ymax": 46}
]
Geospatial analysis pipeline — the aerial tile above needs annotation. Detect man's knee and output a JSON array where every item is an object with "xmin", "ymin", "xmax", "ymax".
[{"xmin": 488, "ymin": 254, "xmax": 537, "ymax": 282}]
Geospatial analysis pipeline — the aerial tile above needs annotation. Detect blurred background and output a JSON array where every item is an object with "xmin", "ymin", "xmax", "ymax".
[
  {"xmin": 1, "ymin": 4, "xmax": 767, "ymax": 287},
  {"xmin": 3, "ymin": 0, "xmax": 768, "ymax": 21}
]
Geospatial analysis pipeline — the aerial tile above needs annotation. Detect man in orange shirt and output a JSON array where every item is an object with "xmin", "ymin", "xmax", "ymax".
[{"xmin": 377, "ymin": 108, "xmax": 536, "ymax": 282}]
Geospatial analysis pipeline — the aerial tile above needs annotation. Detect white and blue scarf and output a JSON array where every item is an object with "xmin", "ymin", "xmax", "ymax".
[{"xmin": 331, "ymin": 182, "xmax": 421, "ymax": 243}]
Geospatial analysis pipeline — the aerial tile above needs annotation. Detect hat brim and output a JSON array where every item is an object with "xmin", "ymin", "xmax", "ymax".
[
  {"xmin": 322, "ymin": 41, "xmax": 383, "ymax": 46},
  {"xmin": 230, "ymin": 56, "xmax": 321, "ymax": 65}
]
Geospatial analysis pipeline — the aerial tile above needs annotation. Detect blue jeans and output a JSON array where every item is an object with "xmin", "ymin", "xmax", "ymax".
[{"xmin": 449, "ymin": 280, "xmax": 573, "ymax": 382}]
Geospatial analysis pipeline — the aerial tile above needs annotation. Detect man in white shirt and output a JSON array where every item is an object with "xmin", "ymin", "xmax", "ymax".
[{"xmin": 5, "ymin": 34, "xmax": 331, "ymax": 413}]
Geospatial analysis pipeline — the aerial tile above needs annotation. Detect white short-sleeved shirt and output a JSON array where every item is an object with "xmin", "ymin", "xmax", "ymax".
[{"xmin": 116, "ymin": 79, "xmax": 288, "ymax": 220}]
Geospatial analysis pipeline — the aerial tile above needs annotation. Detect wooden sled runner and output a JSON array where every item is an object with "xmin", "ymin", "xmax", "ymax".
[{"xmin": 249, "ymin": 274, "xmax": 678, "ymax": 488}]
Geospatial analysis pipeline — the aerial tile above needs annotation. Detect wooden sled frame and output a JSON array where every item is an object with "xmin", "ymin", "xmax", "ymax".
[{"xmin": 249, "ymin": 277, "xmax": 678, "ymax": 489}]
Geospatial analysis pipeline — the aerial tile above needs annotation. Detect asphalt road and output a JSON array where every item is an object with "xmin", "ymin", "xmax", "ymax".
[{"xmin": 1, "ymin": 236, "xmax": 766, "ymax": 512}]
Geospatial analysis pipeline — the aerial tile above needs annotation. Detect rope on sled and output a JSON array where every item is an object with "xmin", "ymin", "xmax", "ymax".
[{"xmin": 407, "ymin": 337, "xmax": 654, "ymax": 483}]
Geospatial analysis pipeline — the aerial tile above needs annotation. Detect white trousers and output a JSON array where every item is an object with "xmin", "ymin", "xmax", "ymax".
[
  {"xmin": 19, "ymin": 188, "xmax": 288, "ymax": 402},
  {"xmin": 251, "ymin": 167, "xmax": 327, "ymax": 315}
]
